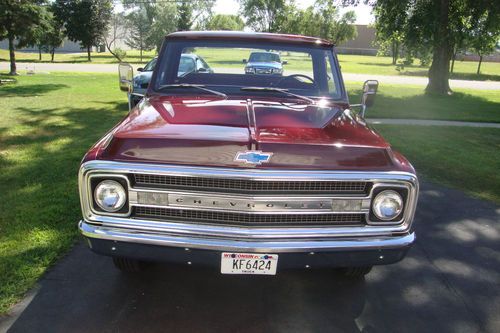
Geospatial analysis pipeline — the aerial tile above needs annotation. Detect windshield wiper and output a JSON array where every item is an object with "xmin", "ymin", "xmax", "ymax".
[
  {"xmin": 157, "ymin": 84, "xmax": 227, "ymax": 99},
  {"xmin": 240, "ymin": 86, "xmax": 314, "ymax": 104}
]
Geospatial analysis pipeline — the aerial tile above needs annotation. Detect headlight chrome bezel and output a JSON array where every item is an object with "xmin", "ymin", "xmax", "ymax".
[
  {"xmin": 367, "ymin": 183, "xmax": 410, "ymax": 225},
  {"xmin": 88, "ymin": 174, "xmax": 131, "ymax": 217}
]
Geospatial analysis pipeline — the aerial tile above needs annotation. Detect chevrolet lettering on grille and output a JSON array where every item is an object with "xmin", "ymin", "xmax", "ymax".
[
  {"xmin": 166, "ymin": 194, "xmax": 369, "ymax": 213},
  {"xmin": 170, "ymin": 194, "xmax": 330, "ymax": 211}
]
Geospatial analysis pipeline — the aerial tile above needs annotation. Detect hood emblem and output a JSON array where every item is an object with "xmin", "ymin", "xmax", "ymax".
[{"xmin": 235, "ymin": 151, "xmax": 273, "ymax": 165}]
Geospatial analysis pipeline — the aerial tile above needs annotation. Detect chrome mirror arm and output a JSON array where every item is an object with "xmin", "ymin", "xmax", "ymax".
[{"xmin": 350, "ymin": 104, "xmax": 367, "ymax": 117}]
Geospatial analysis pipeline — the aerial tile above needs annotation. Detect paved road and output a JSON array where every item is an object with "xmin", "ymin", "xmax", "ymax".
[
  {"xmin": 2, "ymin": 182, "xmax": 499, "ymax": 333},
  {"xmin": 2, "ymin": 61, "xmax": 499, "ymax": 90},
  {"xmin": 368, "ymin": 118, "xmax": 500, "ymax": 128}
]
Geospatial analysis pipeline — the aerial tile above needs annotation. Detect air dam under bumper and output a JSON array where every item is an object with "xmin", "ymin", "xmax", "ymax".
[{"xmin": 79, "ymin": 221, "xmax": 415, "ymax": 269}]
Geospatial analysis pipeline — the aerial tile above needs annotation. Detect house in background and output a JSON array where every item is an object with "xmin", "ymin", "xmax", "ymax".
[
  {"xmin": 0, "ymin": 38, "xmax": 87, "ymax": 53},
  {"xmin": 336, "ymin": 24, "xmax": 377, "ymax": 56},
  {"xmin": 0, "ymin": 23, "xmax": 132, "ymax": 54}
]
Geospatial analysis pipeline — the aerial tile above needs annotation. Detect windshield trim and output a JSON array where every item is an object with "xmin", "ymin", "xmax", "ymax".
[{"xmin": 149, "ymin": 40, "xmax": 346, "ymax": 101}]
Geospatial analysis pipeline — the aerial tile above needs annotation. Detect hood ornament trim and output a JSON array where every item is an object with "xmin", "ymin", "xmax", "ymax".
[{"xmin": 235, "ymin": 151, "xmax": 273, "ymax": 165}]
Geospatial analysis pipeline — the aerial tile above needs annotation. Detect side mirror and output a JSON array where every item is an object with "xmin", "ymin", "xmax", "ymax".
[
  {"xmin": 282, "ymin": 60, "xmax": 288, "ymax": 65},
  {"xmin": 197, "ymin": 67, "xmax": 208, "ymax": 73},
  {"xmin": 137, "ymin": 67, "xmax": 144, "ymax": 72},
  {"xmin": 118, "ymin": 62, "xmax": 133, "ymax": 92},
  {"xmin": 360, "ymin": 80, "xmax": 378, "ymax": 116},
  {"xmin": 242, "ymin": 59, "xmax": 247, "ymax": 63}
]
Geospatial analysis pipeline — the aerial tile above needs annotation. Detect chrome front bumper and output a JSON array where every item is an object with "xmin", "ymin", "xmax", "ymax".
[{"xmin": 79, "ymin": 220, "xmax": 415, "ymax": 253}]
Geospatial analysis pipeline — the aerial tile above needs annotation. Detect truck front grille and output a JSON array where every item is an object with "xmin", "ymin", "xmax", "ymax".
[
  {"xmin": 133, "ymin": 206, "xmax": 365, "ymax": 227},
  {"xmin": 133, "ymin": 174, "xmax": 369, "ymax": 195}
]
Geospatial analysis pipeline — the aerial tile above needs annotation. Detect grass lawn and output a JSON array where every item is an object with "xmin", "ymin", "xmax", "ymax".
[
  {"xmin": 0, "ymin": 72, "xmax": 499, "ymax": 315},
  {"xmin": 346, "ymin": 82, "xmax": 500, "ymax": 123},
  {"xmin": 374, "ymin": 125, "xmax": 500, "ymax": 203},
  {"xmin": 2, "ymin": 48, "xmax": 499, "ymax": 81},
  {"xmin": 0, "ymin": 72, "xmax": 128, "ymax": 314}
]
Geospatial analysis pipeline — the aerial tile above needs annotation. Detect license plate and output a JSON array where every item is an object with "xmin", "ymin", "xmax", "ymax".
[{"xmin": 221, "ymin": 252, "xmax": 278, "ymax": 275}]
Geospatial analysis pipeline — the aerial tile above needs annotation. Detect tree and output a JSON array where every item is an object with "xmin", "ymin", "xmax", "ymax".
[
  {"xmin": 148, "ymin": 1, "xmax": 178, "ymax": 53},
  {"xmin": 104, "ymin": 12, "xmax": 128, "ymax": 62},
  {"xmin": 178, "ymin": 0, "xmax": 216, "ymax": 31},
  {"xmin": 239, "ymin": 0, "xmax": 289, "ymax": 32},
  {"xmin": 0, "ymin": 0, "xmax": 45, "ymax": 75},
  {"xmin": 40, "ymin": 11, "xmax": 65, "ymax": 62},
  {"xmin": 373, "ymin": 0, "xmax": 407, "ymax": 65},
  {"xmin": 206, "ymin": 14, "xmax": 245, "ymax": 31},
  {"xmin": 23, "ymin": 6, "xmax": 65, "ymax": 62},
  {"xmin": 21, "ymin": 6, "xmax": 52, "ymax": 61},
  {"xmin": 352, "ymin": 0, "xmax": 500, "ymax": 95},
  {"xmin": 177, "ymin": 1, "xmax": 193, "ymax": 31},
  {"xmin": 320, "ymin": 5, "xmax": 357, "ymax": 45},
  {"xmin": 121, "ymin": 0, "xmax": 180, "ymax": 55},
  {"xmin": 125, "ymin": 8, "xmax": 154, "ymax": 62},
  {"xmin": 467, "ymin": 9, "xmax": 500, "ymax": 75},
  {"xmin": 53, "ymin": 0, "xmax": 112, "ymax": 61},
  {"xmin": 281, "ymin": 1, "xmax": 357, "ymax": 45}
]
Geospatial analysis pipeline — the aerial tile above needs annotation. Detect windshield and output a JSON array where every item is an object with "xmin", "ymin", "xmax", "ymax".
[
  {"xmin": 248, "ymin": 52, "xmax": 280, "ymax": 63},
  {"xmin": 153, "ymin": 40, "xmax": 343, "ymax": 100}
]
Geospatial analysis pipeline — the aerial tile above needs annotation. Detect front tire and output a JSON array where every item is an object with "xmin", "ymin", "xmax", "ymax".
[
  {"xmin": 339, "ymin": 266, "xmax": 372, "ymax": 278},
  {"xmin": 112, "ymin": 257, "xmax": 145, "ymax": 272}
]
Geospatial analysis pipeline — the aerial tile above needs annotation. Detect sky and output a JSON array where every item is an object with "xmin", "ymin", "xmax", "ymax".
[{"xmin": 214, "ymin": 0, "xmax": 375, "ymax": 25}]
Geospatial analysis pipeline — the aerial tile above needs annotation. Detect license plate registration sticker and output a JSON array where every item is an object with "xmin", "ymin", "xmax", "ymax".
[{"xmin": 221, "ymin": 253, "xmax": 278, "ymax": 275}]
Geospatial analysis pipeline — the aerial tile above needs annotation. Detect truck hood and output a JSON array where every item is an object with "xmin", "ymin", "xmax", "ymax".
[{"xmin": 95, "ymin": 95, "xmax": 411, "ymax": 172}]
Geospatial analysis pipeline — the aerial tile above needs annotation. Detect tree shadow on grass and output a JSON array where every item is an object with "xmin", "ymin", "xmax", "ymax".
[
  {"xmin": 0, "ymin": 84, "xmax": 69, "ymax": 97},
  {"xmin": 0, "ymin": 100, "xmax": 128, "ymax": 313}
]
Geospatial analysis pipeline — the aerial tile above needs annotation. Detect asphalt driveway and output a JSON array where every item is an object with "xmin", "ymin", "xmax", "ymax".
[{"xmin": 3, "ymin": 182, "xmax": 500, "ymax": 333}]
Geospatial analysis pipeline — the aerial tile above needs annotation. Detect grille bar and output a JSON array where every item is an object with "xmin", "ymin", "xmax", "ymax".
[
  {"xmin": 134, "ymin": 206, "xmax": 365, "ymax": 227},
  {"xmin": 133, "ymin": 174, "xmax": 369, "ymax": 195}
]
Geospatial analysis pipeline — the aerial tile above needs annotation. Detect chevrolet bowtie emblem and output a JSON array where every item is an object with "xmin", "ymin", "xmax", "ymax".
[{"xmin": 235, "ymin": 151, "xmax": 273, "ymax": 165}]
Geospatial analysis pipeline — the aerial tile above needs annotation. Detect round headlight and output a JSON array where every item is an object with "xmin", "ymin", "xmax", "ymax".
[
  {"xmin": 372, "ymin": 190, "xmax": 403, "ymax": 221},
  {"xmin": 94, "ymin": 180, "xmax": 127, "ymax": 212}
]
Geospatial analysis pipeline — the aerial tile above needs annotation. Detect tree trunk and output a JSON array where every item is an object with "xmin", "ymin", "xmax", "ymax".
[
  {"xmin": 426, "ymin": 0, "xmax": 452, "ymax": 95},
  {"xmin": 8, "ymin": 35, "xmax": 17, "ymax": 75},
  {"xmin": 140, "ymin": 48, "xmax": 143, "ymax": 62},
  {"xmin": 38, "ymin": 47, "xmax": 42, "ymax": 61},
  {"xmin": 105, "ymin": 41, "xmax": 121, "ymax": 62},
  {"xmin": 477, "ymin": 54, "xmax": 482, "ymax": 75},
  {"xmin": 450, "ymin": 47, "xmax": 456, "ymax": 73},
  {"xmin": 395, "ymin": 41, "xmax": 399, "ymax": 64},
  {"xmin": 51, "ymin": 48, "xmax": 55, "ymax": 62},
  {"xmin": 87, "ymin": 46, "xmax": 91, "ymax": 61},
  {"xmin": 392, "ymin": 41, "xmax": 397, "ymax": 65}
]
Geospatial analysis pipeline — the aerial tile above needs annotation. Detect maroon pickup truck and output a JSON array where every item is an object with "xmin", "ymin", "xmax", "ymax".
[{"xmin": 79, "ymin": 31, "xmax": 418, "ymax": 277}]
